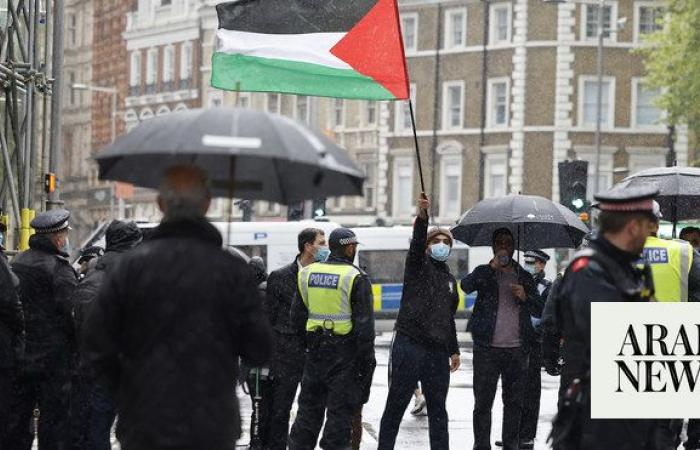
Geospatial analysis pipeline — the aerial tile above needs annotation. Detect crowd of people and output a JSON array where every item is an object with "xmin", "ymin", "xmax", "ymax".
[{"xmin": 1, "ymin": 164, "xmax": 699, "ymax": 450}]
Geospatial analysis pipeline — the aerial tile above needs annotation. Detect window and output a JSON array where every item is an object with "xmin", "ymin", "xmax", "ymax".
[
  {"xmin": 633, "ymin": 79, "xmax": 663, "ymax": 127},
  {"xmin": 160, "ymin": 0, "xmax": 172, "ymax": 5},
  {"xmin": 163, "ymin": 46, "xmax": 174, "ymax": 83},
  {"xmin": 146, "ymin": 48, "xmax": 158, "ymax": 85},
  {"xmin": 440, "ymin": 156, "xmax": 462, "ymax": 218},
  {"xmin": 334, "ymin": 99, "xmax": 344, "ymax": 127},
  {"xmin": 401, "ymin": 13, "xmax": 418, "ymax": 53},
  {"xmin": 628, "ymin": 148, "xmax": 666, "ymax": 175},
  {"xmin": 67, "ymin": 13, "xmax": 77, "ymax": 46},
  {"xmin": 68, "ymin": 72, "xmax": 76, "ymax": 106},
  {"xmin": 636, "ymin": 3, "xmax": 664, "ymax": 39},
  {"xmin": 208, "ymin": 90, "xmax": 223, "ymax": 108},
  {"xmin": 266, "ymin": 93, "xmax": 280, "ymax": 114},
  {"xmin": 358, "ymin": 159, "xmax": 376, "ymax": 209},
  {"xmin": 393, "ymin": 157, "xmax": 414, "ymax": 217},
  {"xmin": 295, "ymin": 96, "xmax": 310, "ymax": 123},
  {"xmin": 574, "ymin": 147, "xmax": 616, "ymax": 200},
  {"xmin": 365, "ymin": 101, "xmax": 377, "ymax": 125},
  {"xmin": 487, "ymin": 78, "xmax": 510, "ymax": 128},
  {"xmin": 490, "ymin": 3, "xmax": 512, "ymax": 45},
  {"xmin": 483, "ymin": 150, "xmax": 508, "ymax": 198},
  {"xmin": 395, "ymin": 84, "xmax": 416, "ymax": 132},
  {"xmin": 180, "ymin": 42, "xmax": 193, "ymax": 81},
  {"xmin": 582, "ymin": 3, "xmax": 616, "ymax": 41},
  {"xmin": 579, "ymin": 77, "xmax": 614, "ymax": 128},
  {"xmin": 445, "ymin": 8, "xmax": 466, "ymax": 49},
  {"xmin": 130, "ymin": 51, "xmax": 141, "ymax": 87},
  {"xmin": 442, "ymin": 81, "xmax": 464, "ymax": 130},
  {"xmin": 238, "ymin": 93, "xmax": 250, "ymax": 108}
]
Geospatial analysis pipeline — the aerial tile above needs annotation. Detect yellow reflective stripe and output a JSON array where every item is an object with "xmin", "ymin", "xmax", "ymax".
[
  {"xmin": 339, "ymin": 268, "xmax": 359, "ymax": 317},
  {"xmin": 308, "ymin": 312, "xmax": 352, "ymax": 321},
  {"xmin": 680, "ymin": 242, "xmax": 690, "ymax": 302},
  {"xmin": 298, "ymin": 266, "xmax": 311, "ymax": 307}
]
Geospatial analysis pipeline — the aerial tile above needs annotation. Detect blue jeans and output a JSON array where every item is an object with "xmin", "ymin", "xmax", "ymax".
[
  {"xmin": 378, "ymin": 333, "xmax": 451, "ymax": 450},
  {"xmin": 87, "ymin": 382, "xmax": 116, "ymax": 450}
]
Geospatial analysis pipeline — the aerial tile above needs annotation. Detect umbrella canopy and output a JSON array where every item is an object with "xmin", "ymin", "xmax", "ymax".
[
  {"xmin": 95, "ymin": 107, "xmax": 364, "ymax": 204},
  {"xmin": 615, "ymin": 166, "xmax": 700, "ymax": 222},
  {"xmin": 451, "ymin": 194, "xmax": 589, "ymax": 250}
]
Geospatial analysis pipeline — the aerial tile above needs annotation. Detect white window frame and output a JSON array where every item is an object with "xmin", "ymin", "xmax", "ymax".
[
  {"xmin": 574, "ymin": 146, "xmax": 617, "ymax": 200},
  {"xmin": 578, "ymin": 75, "xmax": 616, "ymax": 129},
  {"xmin": 295, "ymin": 96, "xmax": 310, "ymax": 123},
  {"xmin": 487, "ymin": 77, "xmax": 510, "ymax": 129},
  {"xmin": 444, "ymin": 7, "xmax": 467, "ymax": 50},
  {"xmin": 442, "ymin": 81, "xmax": 464, "ymax": 130},
  {"xmin": 631, "ymin": 77, "xmax": 664, "ymax": 130},
  {"xmin": 356, "ymin": 158, "xmax": 377, "ymax": 210},
  {"xmin": 129, "ymin": 51, "xmax": 141, "ymax": 87},
  {"xmin": 634, "ymin": 1, "xmax": 665, "ymax": 43},
  {"xmin": 364, "ymin": 100, "xmax": 377, "ymax": 125},
  {"xmin": 208, "ymin": 90, "xmax": 223, "ymax": 108},
  {"xmin": 67, "ymin": 13, "xmax": 78, "ymax": 47},
  {"xmin": 627, "ymin": 147, "xmax": 667, "ymax": 176},
  {"xmin": 237, "ymin": 92, "xmax": 251, "ymax": 108},
  {"xmin": 581, "ymin": 1, "xmax": 619, "ymax": 43},
  {"xmin": 180, "ymin": 41, "xmax": 193, "ymax": 81},
  {"xmin": 146, "ymin": 48, "xmax": 158, "ymax": 85},
  {"xmin": 162, "ymin": 45, "xmax": 175, "ymax": 83},
  {"xmin": 266, "ymin": 93, "xmax": 281, "ymax": 114},
  {"xmin": 439, "ymin": 153, "xmax": 463, "ymax": 219},
  {"xmin": 482, "ymin": 146, "xmax": 509, "ymax": 199},
  {"xmin": 333, "ymin": 98, "xmax": 345, "ymax": 128},
  {"xmin": 392, "ymin": 156, "xmax": 415, "ymax": 218},
  {"xmin": 489, "ymin": 2, "xmax": 512, "ymax": 46},
  {"xmin": 400, "ymin": 13, "xmax": 419, "ymax": 54},
  {"xmin": 395, "ymin": 83, "xmax": 416, "ymax": 133}
]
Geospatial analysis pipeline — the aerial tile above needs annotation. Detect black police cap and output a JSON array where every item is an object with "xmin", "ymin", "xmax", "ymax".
[
  {"xmin": 329, "ymin": 228, "xmax": 360, "ymax": 251},
  {"xmin": 593, "ymin": 184, "xmax": 659, "ymax": 212},
  {"xmin": 30, "ymin": 209, "xmax": 70, "ymax": 234},
  {"xmin": 524, "ymin": 250, "xmax": 550, "ymax": 262}
]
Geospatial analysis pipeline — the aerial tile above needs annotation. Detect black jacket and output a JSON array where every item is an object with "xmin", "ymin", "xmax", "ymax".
[
  {"xmin": 11, "ymin": 234, "xmax": 78, "ymax": 372},
  {"xmin": 394, "ymin": 216, "xmax": 459, "ymax": 355},
  {"xmin": 266, "ymin": 258, "xmax": 301, "ymax": 335},
  {"xmin": 83, "ymin": 217, "xmax": 274, "ymax": 449},
  {"xmin": 460, "ymin": 259, "xmax": 541, "ymax": 348},
  {"xmin": 0, "ymin": 253, "xmax": 23, "ymax": 369},
  {"xmin": 290, "ymin": 255, "xmax": 375, "ymax": 361}
]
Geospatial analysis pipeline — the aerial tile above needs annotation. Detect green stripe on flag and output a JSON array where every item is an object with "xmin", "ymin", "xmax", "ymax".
[{"xmin": 211, "ymin": 52, "xmax": 396, "ymax": 100}]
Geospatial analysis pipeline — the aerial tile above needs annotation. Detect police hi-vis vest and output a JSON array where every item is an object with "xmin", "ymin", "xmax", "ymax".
[
  {"xmin": 298, "ymin": 262, "xmax": 361, "ymax": 335},
  {"xmin": 643, "ymin": 236, "xmax": 693, "ymax": 302}
]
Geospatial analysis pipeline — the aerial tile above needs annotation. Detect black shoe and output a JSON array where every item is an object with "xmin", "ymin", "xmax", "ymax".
[{"xmin": 495, "ymin": 441, "xmax": 503, "ymax": 447}]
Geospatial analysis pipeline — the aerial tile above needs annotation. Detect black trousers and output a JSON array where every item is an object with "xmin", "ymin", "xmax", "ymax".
[
  {"xmin": 5, "ymin": 369, "xmax": 71, "ymax": 450},
  {"xmin": 0, "ymin": 368, "xmax": 14, "ymax": 450},
  {"xmin": 247, "ymin": 370, "xmax": 274, "ymax": 450},
  {"xmin": 520, "ymin": 343, "xmax": 542, "ymax": 441},
  {"xmin": 378, "ymin": 333, "xmax": 450, "ymax": 450},
  {"xmin": 288, "ymin": 338, "xmax": 362, "ymax": 450},
  {"xmin": 267, "ymin": 334, "xmax": 305, "ymax": 450},
  {"xmin": 687, "ymin": 420, "xmax": 700, "ymax": 449},
  {"xmin": 472, "ymin": 345, "xmax": 528, "ymax": 450}
]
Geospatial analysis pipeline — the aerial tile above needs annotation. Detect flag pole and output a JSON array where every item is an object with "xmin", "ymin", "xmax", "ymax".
[{"xmin": 408, "ymin": 100, "xmax": 426, "ymax": 194}]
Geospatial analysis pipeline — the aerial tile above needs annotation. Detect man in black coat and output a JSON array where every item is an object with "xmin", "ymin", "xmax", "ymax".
[
  {"xmin": 71, "ymin": 220, "xmax": 142, "ymax": 450},
  {"xmin": 460, "ymin": 228, "xmax": 541, "ymax": 450},
  {"xmin": 83, "ymin": 165, "xmax": 273, "ymax": 450},
  {"xmin": 378, "ymin": 193, "xmax": 460, "ymax": 450},
  {"xmin": 264, "ymin": 227, "xmax": 327, "ymax": 450},
  {"xmin": 7, "ymin": 208, "xmax": 79, "ymax": 450},
  {"xmin": 0, "ymin": 245, "xmax": 23, "ymax": 448}
]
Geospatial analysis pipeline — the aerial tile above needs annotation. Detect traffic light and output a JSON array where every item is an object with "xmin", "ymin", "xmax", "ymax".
[
  {"xmin": 287, "ymin": 201, "xmax": 304, "ymax": 221},
  {"xmin": 558, "ymin": 160, "xmax": 589, "ymax": 215},
  {"xmin": 312, "ymin": 198, "xmax": 326, "ymax": 219},
  {"xmin": 44, "ymin": 172, "xmax": 56, "ymax": 194}
]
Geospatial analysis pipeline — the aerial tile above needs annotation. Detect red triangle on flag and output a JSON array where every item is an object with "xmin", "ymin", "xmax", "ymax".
[{"xmin": 330, "ymin": 0, "xmax": 410, "ymax": 100}]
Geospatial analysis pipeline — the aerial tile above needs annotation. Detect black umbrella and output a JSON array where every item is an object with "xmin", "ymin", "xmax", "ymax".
[
  {"xmin": 451, "ymin": 194, "xmax": 589, "ymax": 250},
  {"xmin": 616, "ymin": 166, "xmax": 700, "ymax": 225},
  {"xmin": 95, "ymin": 107, "xmax": 364, "ymax": 204}
]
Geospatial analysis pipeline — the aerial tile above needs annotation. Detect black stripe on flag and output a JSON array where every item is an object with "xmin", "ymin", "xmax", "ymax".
[{"xmin": 216, "ymin": 0, "xmax": 379, "ymax": 34}]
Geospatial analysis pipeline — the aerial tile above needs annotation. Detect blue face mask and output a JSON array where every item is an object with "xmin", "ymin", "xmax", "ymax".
[
  {"xmin": 429, "ymin": 243, "xmax": 451, "ymax": 262},
  {"xmin": 524, "ymin": 264, "xmax": 536, "ymax": 275},
  {"xmin": 314, "ymin": 246, "xmax": 331, "ymax": 263}
]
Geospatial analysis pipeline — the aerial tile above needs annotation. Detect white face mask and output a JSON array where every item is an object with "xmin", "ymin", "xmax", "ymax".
[{"xmin": 524, "ymin": 264, "xmax": 536, "ymax": 275}]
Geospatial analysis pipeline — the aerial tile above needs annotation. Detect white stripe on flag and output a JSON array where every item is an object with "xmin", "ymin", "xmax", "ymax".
[{"xmin": 216, "ymin": 29, "xmax": 351, "ymax": 70}]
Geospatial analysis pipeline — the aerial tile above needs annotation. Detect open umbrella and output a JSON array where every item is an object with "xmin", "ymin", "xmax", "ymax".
[
  {"xmin": 451, "ymin": 194, "xmax": 589, "ymax": 250},
  {"xmin": 95, "ymin": 107, "xmax": 364, "ymax": 204},
  {"xmin": 615, "ymin": 167, "xmax": 700, "ymax": 233}
]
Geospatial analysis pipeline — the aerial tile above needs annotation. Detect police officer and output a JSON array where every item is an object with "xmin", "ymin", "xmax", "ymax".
[
  {"xmin": 550, "ymin": 185, "xmax": 658, "ymax": 450},
  {"xmin": 288, "ymin": 228, "xmax": 375, "ymax": 450},
  {"xmin": 7, "ymin": 209, "xmax": 78, "ymax": 450},
  {"xmin": 519, "ymin": 250, "xmax": 552, "ymax": 449}
]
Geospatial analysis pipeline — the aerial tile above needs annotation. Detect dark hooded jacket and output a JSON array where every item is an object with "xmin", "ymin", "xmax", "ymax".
[
  {"xmin": 74, "ymin": 221, "xmax": 142, "ymax": 358},
  {"xmin": 83, "ymin": 217, "xmax": 273, "ymax": 449},
  {"xmin": 11, "ymin": 233, "xmax": 78, "ymax": 372},
  {"xmin": 0, "ymin": 253, "xmax": 23, "ymax": 369}
]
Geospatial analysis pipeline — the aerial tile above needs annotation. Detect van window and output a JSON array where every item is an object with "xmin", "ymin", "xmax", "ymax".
[
  {"xmin": 447, "ymin": 248, "xmax": 469, "ymax": 279},
  {"xmin": 358, "ymin": 250, "xmax": 407, "ymax": 284},
  {"xmin": 236, "ymin": 245, "xmax": 268, "ymax": 265}
]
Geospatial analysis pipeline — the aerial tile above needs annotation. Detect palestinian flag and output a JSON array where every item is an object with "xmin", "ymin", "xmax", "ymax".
[{"xmin": 211, "ymin": 0, "xmax": 410, "ymax": 100}]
